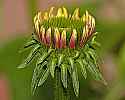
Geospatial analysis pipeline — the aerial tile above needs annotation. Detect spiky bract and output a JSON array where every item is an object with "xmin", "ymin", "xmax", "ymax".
[{"xmin": 18, "ymin": 7, "xmax": 105, "ymax": 97}]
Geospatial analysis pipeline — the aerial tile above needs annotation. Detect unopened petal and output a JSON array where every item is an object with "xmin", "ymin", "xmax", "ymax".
[
  {"xmin": 60, "ymin": 30, "xmax": 66, "ymax": 48},
  {"xmin": 54, "ymin": 28, "xmax": 60, "ymax": 48},
  {"xmin": 40, "ymin": 26, "xmax": 46, "ymax": 44},
  {"xmin": 69, "ymin": 29, "xmax": 77, "ymax": 48},
  {"xmin": 46, "ymin": 28, "xmax": 51, "ymax": 46}
]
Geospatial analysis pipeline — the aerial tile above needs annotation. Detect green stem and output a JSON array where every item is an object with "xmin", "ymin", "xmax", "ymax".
[{"xmin": 54, "ymin": 68, "xmax": 74, "ymax": 100}]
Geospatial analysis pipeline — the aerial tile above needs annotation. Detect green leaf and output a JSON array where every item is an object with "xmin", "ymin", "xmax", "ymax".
[
  {"xmin": 31, "ymin": 61, "xmax": 48, "ymax": 95},
  {"xmin": 61, "ymin": 64, "xmax": 67, "ymax": 88},
  {"xmin": 72, "ymin": 66, "xmax": 79, "ymax": 97},
  {"xmin": 38, "ymin": 66, "xmax": 50, "ymax": 86},
  {"xmin": 37, "ymin": 49, "xmax": 53, "ymax": 65},
  {"xmin": 50, "ymin": 58, "xmax": 57, "ymax": 78},
  {"xmin": 76, "ymin": 59, "xmax": 87, "ymax": 79},
  {"xmin": 18, "ymin": 44, "xmax": 40, "ymax": 68}
]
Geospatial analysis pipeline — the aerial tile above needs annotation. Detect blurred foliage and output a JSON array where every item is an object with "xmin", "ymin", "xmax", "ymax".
[
  {"xmin": 0, "ymin": 0, "xmax": 3, "ymax": 32},
  {"xmin": 0, "ymin": 0, "xmax": 125, "ymax": 100},
  {"xmin": 28, "ymin": 0, "xmax": 37, "ymax": 23}
]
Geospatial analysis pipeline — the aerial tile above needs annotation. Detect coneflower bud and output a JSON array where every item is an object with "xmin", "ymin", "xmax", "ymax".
[{"xmin": 19, "ymin": 7, "xmax": 105, "ymax": 98}]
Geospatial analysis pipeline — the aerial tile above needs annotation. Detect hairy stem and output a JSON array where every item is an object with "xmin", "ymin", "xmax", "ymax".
[{"xmin": 54, "ymin": 67, "xmax": 74, "ymax": 100}]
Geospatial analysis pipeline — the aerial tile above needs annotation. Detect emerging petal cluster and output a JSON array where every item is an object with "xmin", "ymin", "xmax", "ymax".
[{"xmin": 34, "ymin": 7, "xmax": 95, "ymax": 49}]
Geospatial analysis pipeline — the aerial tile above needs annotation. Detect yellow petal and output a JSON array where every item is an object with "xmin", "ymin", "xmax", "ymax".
[
  {"xmin": 46, "ymin": 28, "xmax": 51, "ymax": 39},
  {"xmin": 85, "ymin": 10, "xmax": 90, "ymax": 23},
  {"xmin": 81, "ymin": 14, "xmax": 86, "ymax": 22},
  {"xmin": 57, "ymin": 8, "xmax": 63, "ymax": 17},
  {"xmin": 37, "ymin": 12, "xmax": 42, "ymax": 22},
  {"xmin": 40, "ymin": 26, "xmax": 46, "ymax": 43},
  {"xmin": 35, "ymin": 20, "xmax": 40, "ymax": 33},
  {"xmin": 54, "ymin": 28, "xmax": 60, "ymax": 48},
  {"xmin": 92, "ymin": 16, "xmax": 95, "ymax": 28},
  {"xmin": 34, "ymin": 14, "xmax": 38, "ymax": 24},
  {"xmin": 73, "ymin": 29, "xmax": 77, "ymax": 39},
  {"xmin": 46, "ymin": 28, "xmax": 51, "ymax": 45},
  {"xmin": 62, "ymin": 7, "xmax": 68, "ymax": 18},
  {"xmin": 49, "ymin": 7, "xmax": 55, "ymax": 17},
  {"xmin": 61, "ymin": 30, "xmax": 66, "ymax": 39},
  {"xmin": 55, "ymin": 28, "xmax": 60, "ymax": 40},
  {"xmin": 72, "ymin": 8, "xmax": 80, "ymax": 20},
  {"xmin": 43, "ymin": 12, "xmax": 49, "ymax": 20},
  {"xmin": 60, "ymin": 30, "xmax": 66, "ymax": 48},
  {"xmin": 82, "ymin": 27, "xmax": 86, "ymax": 37},
  {"xmin": 69, "ymin": 29, "xmax": 77, "ymax": 48},
  {"xmin": 85, "ymin": 10, "xmax": 89, "ymax": 19}
]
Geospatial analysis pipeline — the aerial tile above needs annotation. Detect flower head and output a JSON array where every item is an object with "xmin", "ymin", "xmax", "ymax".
[
  {"xmin": 34, "ymin": 7, "xmax": 95, "ymax": 49},
  {"xmin": 18, "ymin": 7, "xmax": 105, "ymax": 97}
]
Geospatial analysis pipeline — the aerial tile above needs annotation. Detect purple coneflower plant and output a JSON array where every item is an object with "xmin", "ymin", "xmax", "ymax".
[{"xmin": 18, "ymin": 7, "xmax": 106, "ymax": 100}]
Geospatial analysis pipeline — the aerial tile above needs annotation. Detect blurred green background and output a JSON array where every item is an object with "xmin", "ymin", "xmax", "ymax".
[{"xmin": 0, "ymin": 0, "xmax": 125, "ymax": 100}]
